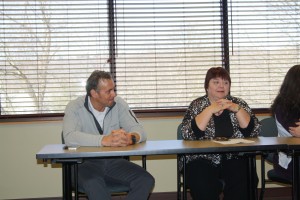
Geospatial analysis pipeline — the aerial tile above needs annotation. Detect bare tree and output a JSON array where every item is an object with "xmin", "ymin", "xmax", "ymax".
[{"xmin": 0, "ymin": 1, "xmax": 57, "ymax": 114}]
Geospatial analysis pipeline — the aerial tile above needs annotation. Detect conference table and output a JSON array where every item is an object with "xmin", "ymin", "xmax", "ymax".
[{"xmin": 36, "ymin": 137, "xmax": 299, "ymax": 200}]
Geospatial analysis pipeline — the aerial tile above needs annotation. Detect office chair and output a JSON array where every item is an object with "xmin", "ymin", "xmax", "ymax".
[
  {"xmin": 61, "ymin": 132, "xmax": 131, "ymax": 200},
  {"xmin": 259, "ymin": 117, "xmax": 292, "ymax": 200}
]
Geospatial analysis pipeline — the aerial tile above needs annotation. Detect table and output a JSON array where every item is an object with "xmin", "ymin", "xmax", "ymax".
[{"xmin": 36, "ymin": 137, "xmax": 290, "ymax": 200}]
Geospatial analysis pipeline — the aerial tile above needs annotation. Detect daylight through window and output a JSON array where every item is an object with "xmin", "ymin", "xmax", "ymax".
[{"xmin": 0, "ymin": 0, "xmax": 299, "ymax": 116}]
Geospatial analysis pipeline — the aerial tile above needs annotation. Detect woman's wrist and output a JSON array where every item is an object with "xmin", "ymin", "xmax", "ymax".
[{"xmin": 235, "ymin": 104, "xmax": 241, "ymax": 113}]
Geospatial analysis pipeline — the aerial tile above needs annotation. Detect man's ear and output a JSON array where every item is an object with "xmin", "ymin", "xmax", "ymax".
[{"xmin": 90, "ymin": 89, "xmax": 98, "ymax": 97}]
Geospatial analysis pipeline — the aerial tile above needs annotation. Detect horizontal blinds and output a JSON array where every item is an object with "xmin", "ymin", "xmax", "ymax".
[
  {"xmin": 228, "ymin": 0, "xmax": 300, "ymax": 108},
  {"xmin": 114, "ymin": 0, "xmax": 223, "ymax": 109},
  {"xmin": 0, "ymin": 0, "xmax": 110, "ymax": 114},
  {"xmin": 1, "ymin": 0, "xmax": 299, "ymax": 116}
]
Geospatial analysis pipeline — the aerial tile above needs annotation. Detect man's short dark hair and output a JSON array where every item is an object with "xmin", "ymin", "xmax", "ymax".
[{"xmin": 86, "ymin": 70, "xmax": 112, "ymax": 96}]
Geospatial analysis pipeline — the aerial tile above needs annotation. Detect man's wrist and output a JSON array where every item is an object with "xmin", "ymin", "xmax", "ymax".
[{"xmin": 131, "ymin": 134, "xmax": 137, "ymax": 145}]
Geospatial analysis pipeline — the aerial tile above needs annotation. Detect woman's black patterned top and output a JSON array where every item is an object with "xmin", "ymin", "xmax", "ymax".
[{"xmin": 179, "ymin": 95, "xmax": 261, "ymax": 171}]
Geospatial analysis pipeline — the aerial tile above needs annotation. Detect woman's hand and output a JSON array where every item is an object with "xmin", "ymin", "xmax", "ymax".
[
  {"xmin": 215, "ymin": 99, "xmax": 250, "ymax": 128},
  {"xmin": 212, "ymin": 99, "xmax": 239, "ymax": 115},
  {"xmin": 290, "ymin": 119, "xmax": 300, "ymax": 137},
  {"xmin": 210, "ymin": 101, "xmax": 224, "ymax": 116}
]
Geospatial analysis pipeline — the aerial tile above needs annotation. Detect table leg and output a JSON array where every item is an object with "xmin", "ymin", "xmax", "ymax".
[
  {"xmin": 56, "ymin": 158, "xmax": 83, "ymax": 200},
  {"xmin": 74, "ymin": 164, "xmax": 79, "ymax": 200},
  {"xmin": 62, "ymin": 163, "xmax": 73, "ymax": 200},
  {"xmin": 292, "ymin": 151, "xmax": 299, "ymax": 200},
  {"xmin": 182, "ymin": 155, "xmax": 187, "ymax": 200},
  {"xmin": 259, "ymin": 153, "xmax": 266, "ymax": 200},
  {"xmin": 248, "ymin": 155, "xmax": 258, "ymax": 200},
  {"xmin": 177, "ymin": 155, "xmax": 182, "ymax": 200},
  {"xmin": 142, "ymin": 155, "xmax": 147, "ymax": 170}
]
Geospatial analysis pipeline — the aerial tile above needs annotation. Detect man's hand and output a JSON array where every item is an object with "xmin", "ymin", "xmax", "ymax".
[
  {"xmin": 101, "ymin": 129, "xmax": 129, "ymax": 147},
  {"xmin": 101, "ymin": 129, "xmax": 140, "ymax": 147}
]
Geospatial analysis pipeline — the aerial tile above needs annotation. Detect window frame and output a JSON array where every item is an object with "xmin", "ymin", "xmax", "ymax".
[{"xmin": 0, "ymin": 108, "xmax": 271, "ymax": 123}]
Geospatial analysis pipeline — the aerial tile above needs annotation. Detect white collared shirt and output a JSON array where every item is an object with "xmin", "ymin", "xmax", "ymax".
[{"xmin": 276, "ymin": 116, "xmax": 292, "ymax": 169}]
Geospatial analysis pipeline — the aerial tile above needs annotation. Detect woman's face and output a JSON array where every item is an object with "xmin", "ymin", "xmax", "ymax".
[{"xmin": 207, "ymin": 77, "xmax": 230, "ymax": 101}]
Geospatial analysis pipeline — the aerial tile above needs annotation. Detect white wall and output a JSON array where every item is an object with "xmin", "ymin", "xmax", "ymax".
[{"xmin": 0, "ymin": 116, "xmax": 277, "ymax": 199}]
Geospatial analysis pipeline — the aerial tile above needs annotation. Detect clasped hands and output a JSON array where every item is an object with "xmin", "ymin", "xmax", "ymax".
[
  {"xmin": 211, "ymin": 99, "xmax": 240, "ymax": 116},
  {"xmin": 102, "ymin": 129, "xmax": 136, "ymax": 147}
]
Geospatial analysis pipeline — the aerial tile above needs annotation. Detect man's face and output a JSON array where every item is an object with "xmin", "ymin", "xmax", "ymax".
[{"xmin": 91, "ymin": 79, "xmax": 116, "ymax": 111}]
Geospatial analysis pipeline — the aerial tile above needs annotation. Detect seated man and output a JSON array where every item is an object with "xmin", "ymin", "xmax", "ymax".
[{"xmin": 63, "ymin": 70, "xmax": 155, "ymax": 200}]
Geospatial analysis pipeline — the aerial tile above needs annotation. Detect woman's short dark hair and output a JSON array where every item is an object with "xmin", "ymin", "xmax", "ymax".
[
  {"xmin": 204, "ymin": 67, "xmax": 231, "ymax": 93},
  {"xmin": 86, "ymin": 70, "xmax": 112, "ymax": 96}
]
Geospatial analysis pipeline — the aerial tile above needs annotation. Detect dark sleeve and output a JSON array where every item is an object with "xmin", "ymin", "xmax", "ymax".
[
  {"xmin": 191, "ymin": 118, "xmax": 206, "ymax": 139},
  {"xmin": 275, "ymin": 106, "xmax": 290, "ymax": 132},
  {"xmin": 239, "ymin": 117, "xmax": 255, "ymax": 137}
]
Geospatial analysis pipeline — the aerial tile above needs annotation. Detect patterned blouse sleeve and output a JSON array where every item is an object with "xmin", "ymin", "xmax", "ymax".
[
  {"xmin": 237, "ymin": 97, "xmax": 261, "ymax": 137},
  {"xmin": 181, "ymin": 97, "xmax": 207, "ymax": 140}
]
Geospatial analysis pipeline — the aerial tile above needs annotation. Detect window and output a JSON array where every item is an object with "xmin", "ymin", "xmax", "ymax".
[
  {"xmin": 1, "ymin": 1, "xmax": 110, "ymax": 115},
  {"xmin": 228, "ymin": 0, "xmax": 300, "ymax": 108},
  {"xmin": 114, "ymin": 0, "xmax": 223, "ymax": 109},
  {"xmin": 0, "ymin": 0, "xmax": 299, "ymax": 118}
]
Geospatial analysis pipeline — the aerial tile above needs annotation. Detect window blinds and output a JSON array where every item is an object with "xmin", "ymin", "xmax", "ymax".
[
  {"xmin": 228, "ymin": 0, "xmax": 300, "ymax": 108},
  {"xmin": 0, "ymin": 0, "xmax": 299, "ymax": 116},
  {"xmin": 114, "ymin": 0, "xmax": 223, "ymax": 109},
  {"xmin": 1, "ymin": 0, "xmax": 110, "ymax": 114}
]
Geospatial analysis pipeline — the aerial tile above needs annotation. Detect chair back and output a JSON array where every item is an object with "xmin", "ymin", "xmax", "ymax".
[
  {"xmin": 260, "ymin": 117, "xmax": 278, "ymax": 137},
  {"xmin": 177, "ymin": 123, "xmax": 183, "ymax": 140}
]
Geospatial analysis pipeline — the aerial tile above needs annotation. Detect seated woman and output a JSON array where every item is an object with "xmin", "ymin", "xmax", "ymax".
[
  {"xmin": 181, "ymin": 67, "xmax": 261, "ymax": 200},
  {"xmin": 271, "ymin": 64, "xmax": 300, "ymax": 181}
]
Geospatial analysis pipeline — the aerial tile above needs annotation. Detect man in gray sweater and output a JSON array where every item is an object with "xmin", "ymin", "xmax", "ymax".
[{"xmin": 63, "ymin": 70, "xmax": 155, "ymax": 200}]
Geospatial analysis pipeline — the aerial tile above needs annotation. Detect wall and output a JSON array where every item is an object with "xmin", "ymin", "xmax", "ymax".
[{"xmin": 0, "ymin": 116, "xmax": 277, "ymax": 199}]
